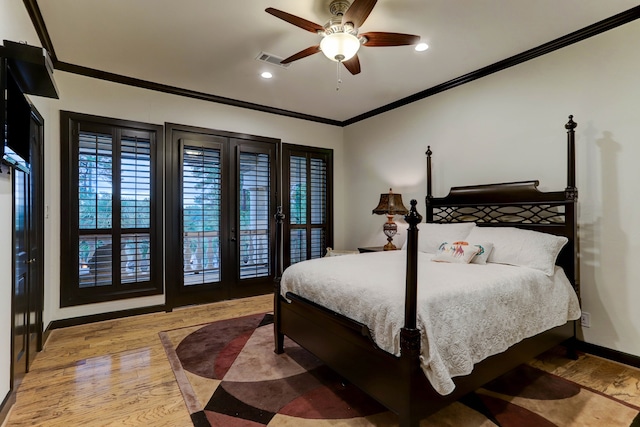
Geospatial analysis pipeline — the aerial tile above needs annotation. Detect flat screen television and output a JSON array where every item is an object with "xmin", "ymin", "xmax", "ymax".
[{"xmin": 3, "ymin": 66, "xmax": 32, "ymax": 171}]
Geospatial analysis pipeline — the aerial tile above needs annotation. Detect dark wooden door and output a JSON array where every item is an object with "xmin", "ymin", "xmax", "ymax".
[
  {"xmin": 166, "ymin": 125, "xmax": 279, "ymax": 308},
  {"xmin": 12, "ymin": 167, "xmax": 29, "ymax": 388},
  {"xmin": 27, "ymin": 109, "xmax": 44, "ymax": 362},
  {"xmin": 11, "ymin": 107, "xmax": 44, "ymax": 390}
]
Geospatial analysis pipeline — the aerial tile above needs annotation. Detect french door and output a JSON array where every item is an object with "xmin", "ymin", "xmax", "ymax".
[{"xmin": 166, "ymin": 124, "xmax": 279, "ymax": 308}]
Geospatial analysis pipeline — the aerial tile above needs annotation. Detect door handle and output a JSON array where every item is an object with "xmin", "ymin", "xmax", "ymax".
[{"xmin": 25, "ymin": 258, "xmax": 36, "ymax": 264}]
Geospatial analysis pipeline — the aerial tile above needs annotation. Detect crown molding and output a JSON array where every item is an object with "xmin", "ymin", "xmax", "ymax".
[
  {"xmin": 54, "ymin": 61, "xmax": 343, "ymax": 126},
  {"xmin": 21, "ymin": 3, "xmax": 640, "ymax": 127},
  {"xmin": 343, "ymin": 5, "xmax": 640, "ymax": 126}
]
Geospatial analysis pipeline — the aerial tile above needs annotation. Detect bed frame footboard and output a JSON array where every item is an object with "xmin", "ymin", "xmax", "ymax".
[{"xmin": 274, "ymin": 285, "xmax": 574, "ymax": 426}]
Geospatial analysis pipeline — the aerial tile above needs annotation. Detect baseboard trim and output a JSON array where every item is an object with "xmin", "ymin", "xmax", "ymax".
[
  {"xmin": 0, "ymin": 390, "xmax": 16, "ymax": 426},
  {"xmin": 574, "ymin": 339, "xmax": 640, "ymax": 369},
  {"xmin": 46, "ymin": 304, "xmax": 168, "ymax": 331}
]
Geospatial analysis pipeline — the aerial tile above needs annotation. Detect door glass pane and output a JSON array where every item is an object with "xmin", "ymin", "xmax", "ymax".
[
  {"xmin": 183, "ymin": 145, "xmax": 221, "ymax": 286},
  {"xmin": 14, "ymin": 170, "xmax": 27, "ymax": 302},
  {"xmin": 239, "ymin": 152, "xmax": 270, "ymax": 279},
  {"xmin": 289, "ymin": 155, "xmax": 306, "ymax": 225},
  {"xmin": 290, "ymin": 229, "xmax": 306, "ymax": 264}
]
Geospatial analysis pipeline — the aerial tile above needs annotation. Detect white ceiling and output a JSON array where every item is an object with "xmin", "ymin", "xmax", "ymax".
[{"xmin": 36, "ymin": 0, "xmax": 639, "ymax": 122}]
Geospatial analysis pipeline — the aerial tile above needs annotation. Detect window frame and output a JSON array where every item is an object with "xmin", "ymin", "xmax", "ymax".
[
  {"xmin": 60, "ymin": 111, "xmax": 164, "ymax": 307},
  {"xmin": 282, "ymin": 143, "xmax": 333, "ymax": 267}
]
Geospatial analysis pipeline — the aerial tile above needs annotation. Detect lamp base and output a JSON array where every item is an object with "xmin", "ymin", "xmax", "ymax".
[
  {"xmin": 383, "ymin": 214, "xmax": 398, "ymax": 251},
  {"xmin": 383, "ymin": 241, "xmax": 398, "ymax": 251}
]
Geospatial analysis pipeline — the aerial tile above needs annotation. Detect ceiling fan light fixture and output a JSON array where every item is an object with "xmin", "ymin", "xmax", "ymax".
[{"xmin": 320, "ymin": 32, "xmax": 360, "ymax": 62}]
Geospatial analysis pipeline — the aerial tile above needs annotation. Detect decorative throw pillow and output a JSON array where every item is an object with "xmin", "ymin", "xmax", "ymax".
[
  {"xmin": 465, "ymin": 227, "xmax": 568, "ymax": 275},
  {"xmin": 469, "ymin": 242, "xmax": 494, "ymax": 265},
  {"xmin": 432, "ymin": 241, "xmax": 480, "ymax": 264},
  {"xmin": 402, "ymin": 222, "xmax": 476, "ymax": 254}
]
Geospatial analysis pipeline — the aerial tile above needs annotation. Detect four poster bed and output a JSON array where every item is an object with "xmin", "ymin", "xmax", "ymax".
[{"xmin": 273, "ymin": 116, "xmax": 581, "ymax": 427}]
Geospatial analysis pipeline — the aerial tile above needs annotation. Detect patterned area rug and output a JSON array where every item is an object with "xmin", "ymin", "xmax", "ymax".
[{"xmin": 160, "ymin": 313, "xmax": 640, "ymax": 427}]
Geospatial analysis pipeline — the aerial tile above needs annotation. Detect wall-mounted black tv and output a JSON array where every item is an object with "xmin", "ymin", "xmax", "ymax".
[
  {"xmin": 3, "ymin": 67, "xmax": 32, "ymax": 170},
  {"xmin": 2, "ymin": 40, "xmax": 58, "ymax": 171}
]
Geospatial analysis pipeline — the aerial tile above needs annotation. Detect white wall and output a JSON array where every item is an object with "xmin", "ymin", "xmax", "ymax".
[
  {"xmin": 37, "ymin": 72, "xmax": 346, "ymax": 325},
  {"xmin": 344, "ymin": 19, "xmax": 640, "ymax": 357}
]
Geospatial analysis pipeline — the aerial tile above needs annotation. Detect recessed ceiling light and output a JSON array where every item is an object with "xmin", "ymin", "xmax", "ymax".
[
  {"xmin": 415, "ymin": 43, "xmax": 429, "ymax": 52},
  {"xmin": 261, "ymin": 71, "xmax": 273, "ymax": 79}
]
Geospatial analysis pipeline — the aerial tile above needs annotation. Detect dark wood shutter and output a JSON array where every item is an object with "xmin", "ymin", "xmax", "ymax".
[{"xmin": 283, "ymin": 144, "xmax": 333, "ymax": 267}]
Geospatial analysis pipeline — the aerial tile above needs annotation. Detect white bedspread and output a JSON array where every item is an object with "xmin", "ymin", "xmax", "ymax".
[{"xmin": 280, "ymin": 251, "xmax": 581, "ymax": 395}]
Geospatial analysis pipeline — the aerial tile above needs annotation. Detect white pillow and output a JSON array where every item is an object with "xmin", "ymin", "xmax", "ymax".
[
  {"xmin": 465, "ymin": 227, "xmax": 568, "ymax": 275},
  {"xmin": 402, "ymin": 222, "xmax": 476, "ymax": 254},
  {"xmin": 432, "ymin": 242, "xmax": 480, "ymax": 264},
  {"xmin": 469, "ymin": 242, "xmax": 494, "ymax": 265}
]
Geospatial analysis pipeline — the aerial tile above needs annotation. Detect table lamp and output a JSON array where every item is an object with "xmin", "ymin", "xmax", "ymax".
[{"xmin": 372, "ymin": 188, "xmax": 409, "ymax": 250}]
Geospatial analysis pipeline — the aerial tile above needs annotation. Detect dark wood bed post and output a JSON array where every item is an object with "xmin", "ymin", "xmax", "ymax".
[
  {"xmin": 403, "ymin": 200, "xmax": 422, "ymax": 330},
  {"xmin": 399, "ymin": 200, "xmax": 423, "ymax": 427},
  {"xmin": 425, "ymin": 146, "xmax": 433, "ymax": 223},
  {"xmin": 564, "ymin": 115, "xmax": 580, "ymax": 357},
  {"xmin": 274, "ymin": 205, "xmax": 285, "ymax": 354},
  {"xmin": 565, "ymin": 115, "xmax": 577, "ymax": 195},
  {"xmin": 564, "ymin": 115, "xmax": 579, "ymax": 299}
]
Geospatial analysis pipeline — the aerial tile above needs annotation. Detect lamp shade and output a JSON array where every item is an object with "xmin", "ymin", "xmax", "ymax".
[
  {"xmin": 320, "ymin": 32, "xmax": 361, "ymax": 62},
  {"xmin": 372, "ymin": 188, "xmax": 409, "ymax": 215}
]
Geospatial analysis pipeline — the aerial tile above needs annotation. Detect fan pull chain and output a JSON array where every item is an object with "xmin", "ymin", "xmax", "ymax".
[{"xmin": 336, "ymin": 61, "xmax": 342, "ymax": 91}]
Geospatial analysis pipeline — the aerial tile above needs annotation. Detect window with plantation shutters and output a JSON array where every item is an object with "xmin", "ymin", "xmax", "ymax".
[
  {"xmin": 283, "ymin": 144, "xmax": 333, "ymax": 266},
  {"xmin": 61, "ymin": 112, "xmax": 163, "ymax": 306}
]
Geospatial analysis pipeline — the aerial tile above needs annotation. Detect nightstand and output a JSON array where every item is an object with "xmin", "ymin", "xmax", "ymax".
[{"xmin": 357, "ymin": 246, "xmax": 388, "ymax": 253}]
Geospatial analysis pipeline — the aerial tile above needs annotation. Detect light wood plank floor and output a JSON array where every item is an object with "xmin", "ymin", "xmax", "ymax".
[
  {"xmin": 5, "ymin": 295, "xmax": 272, "ymax": 427},
  {"xmin": 4, "ymin": 294, "xmax": 640, "ymax": 426}
]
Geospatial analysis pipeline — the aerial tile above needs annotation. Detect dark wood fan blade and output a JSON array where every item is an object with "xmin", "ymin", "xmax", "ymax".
[
  {"xmin": 342, "ymin": 55, "xmax": 361, "ymax": 75},
  {"xmin": 265, "ymin": 7, "xmax": 324, "ymax": 33},
  {"xmin": 361, "ymin": 32, "xmax": 420, "ymax": 47},
  {"xmin": 281, "ymin": 45, "xmax": 321, "ymax": 64},
  {"xmin": 342, "ymin": 0, "xmax": 377, "ymax": 28}
]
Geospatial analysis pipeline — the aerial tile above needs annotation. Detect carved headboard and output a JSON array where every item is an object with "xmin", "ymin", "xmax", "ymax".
[{"xmin": 424, "ymin": 116, "xmax": 579, "ymax": 297}]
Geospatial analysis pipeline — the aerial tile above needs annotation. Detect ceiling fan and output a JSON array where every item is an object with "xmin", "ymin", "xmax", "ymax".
[{"xmin": 266, "ymin": 0, "xmax": 420, "ymax": 75}]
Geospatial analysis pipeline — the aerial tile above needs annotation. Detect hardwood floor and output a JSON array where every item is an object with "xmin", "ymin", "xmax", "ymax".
[
  {"xmin": 4, "ymin": 295, "xmax": 272, "ymax": 427},
  {"xmin": 4, "ymin": 294, "xmax": 640, "ymax": 426}
]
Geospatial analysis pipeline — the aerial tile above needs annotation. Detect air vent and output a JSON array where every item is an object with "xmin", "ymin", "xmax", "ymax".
[{"xmin": 256, "ymin": 51, "xmax": 291, "ymax": 68}]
